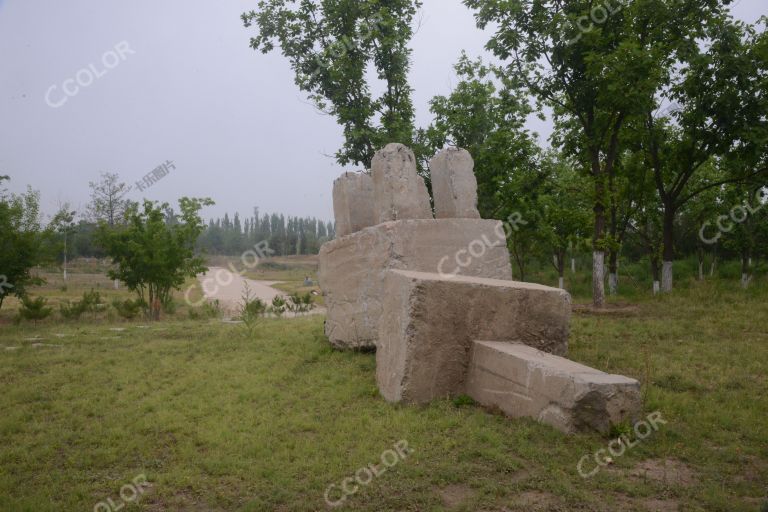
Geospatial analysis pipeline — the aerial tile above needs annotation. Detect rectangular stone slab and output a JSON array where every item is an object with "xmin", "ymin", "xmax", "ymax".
[
  {"xmin": 376, "ymin": 270, "xmax": 571, "ymax": 404},
  {"xmin": 466, "ymin": 341, "xmax": 641, "ymax": 434},
  {"xmin": 318, "ymin": 219, "xmax": 514, "ymax": 349}
]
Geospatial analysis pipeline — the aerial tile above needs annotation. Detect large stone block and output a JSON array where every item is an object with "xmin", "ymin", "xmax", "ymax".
[
  {"xmin": 333, "ymin": 172, "xmax": 375, "ymax": 237},
  {"xmin": 466, "ymin": 341, "xmax": 641, "ymax": 434},
  {"xmin": 430, "ymin": 148, "xmax": 481, "ymax": 219},
  {"xmin": 318, "ymin": 219, "xmax": 513, "ymax": 349},
  {"xmin": 372, "ymin": 143, "xmax": 433, "ymax": 223},
  {"xmin": 376, "ymin": 270, "xmax": 571, "ymax": 404}
]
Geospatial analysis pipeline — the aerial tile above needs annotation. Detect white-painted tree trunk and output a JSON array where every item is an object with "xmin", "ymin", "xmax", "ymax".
[
  {"xmin": 653, "ymin": 281, "xmax": 660, "ymax": 295},
  {"xmin": 608, "ymin": 273, "xmax": 618, "ymax": 295},
  {"xmin": 571, "ymin": 258, "xmax": 576, "ymax": 274},
  {"xmin": 662, "ymin": 261, "xmax": 673, "ymax": 292},
  {"xmin": 593, "ymin": 251, "xmax": 606, "ymax": 307},
  {"xmin": 741, "ymin": 273, "xmax": 752, "ymax": 289},
  {"xmin": 114, "ymin": 279, "xmax": 119, "ymax": 290},
  {"xmin": 698, "ymin": 262, "xmax": 704, "ymax": 281},
  {"xmin": 558, "ymin": 276, "xmax": 565, "ymax": 289}
]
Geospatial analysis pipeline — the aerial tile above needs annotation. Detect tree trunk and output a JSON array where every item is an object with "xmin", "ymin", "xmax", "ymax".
[
  {"xmin": 697, "ymin": 245, "xmax": 705, "ymax": 281},
  {"xmin": 651, "ymin": 258, "xmax": 661, "ymax": 295},
  {"xmin": 556, "ymin": 250, "xmax": 566, "ymax": 290},
  {"xmin": 741, "ymin": 251, "xmax": 751, "ymax": 289},
  {"xmin": 511, "ymin": 243, "xmax": 525, "ymax": 282},
  {"xmin": 661, "ymin": 205, "xmax": 675, "ymax": 293},
  {"xmin": 571, "ymin": 257, "xmax": 576, "ymax": 274},
  {"xmin": 608, "ymin": 249, "xmax": 618, "ymax": 295},
  {"xmin": 592, "ymin": 182, "xmax": 607, "ymax": 308},
  {"xmin": 593, "ymin": 251, "xmax": 606, "ymax": 306}
]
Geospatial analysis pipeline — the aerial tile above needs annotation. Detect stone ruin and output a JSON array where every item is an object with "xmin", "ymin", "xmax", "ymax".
[{"xmin": 318, "ymin": 143, "xmax": 641, "ymax": 434}]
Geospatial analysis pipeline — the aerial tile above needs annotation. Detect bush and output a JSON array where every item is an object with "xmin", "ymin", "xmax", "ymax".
[
  {"xmin": 162, "ymin": 299, "xmax": 177, "ymax": 315},
  {"xmin": 239, "ymin": 283, "xmax": 267, "ymax": 337},
  {"xmin": 243, "ymin": 297, "xmax": 267, "ymax": 319},
  {"xmin": 60, "ymin": 299, "xmax": 87, "ymax": 320},
  {"xmin": 112, "ymin": 298, "xmax": 143, "ymax": 320},
  {"xmin": 189, "ymin": 300, "xmax": 223, "ymax": 320},
  {"xmin": 81, "ymin": 289, "xmax": 103, "ymax": 318},
  {"xmin": 287, "ymin": 292, "xmax": 314, "ymax": 315},
  {"xmin": 270, "ymin": 296, "xmax": 287, "ymax": 317},
  {"xmin": 202, "ymin": 300, "xmax": 221, "ymax": 318},
  {"xmin": 19, "ymin": 296, "xmax": 53, "ymax": 324}
]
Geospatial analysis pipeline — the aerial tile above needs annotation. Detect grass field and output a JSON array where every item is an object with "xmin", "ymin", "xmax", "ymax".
[{"xmin": 1, "ymin": 264, "xmax": 766, "ymax": 511}]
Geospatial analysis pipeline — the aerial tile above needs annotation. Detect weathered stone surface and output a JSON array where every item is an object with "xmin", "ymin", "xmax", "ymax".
[
  {"xmin": 430, "ymin": 148, "xmax": 481, "ymax": 219},
  {"xmin": 376, "ymin": 270, "xmax": 571, "ymax": 404},
  {"xmin": 466, "ymin": 341, "xmax": 641, "ymax": 434},
  {"xmin": 372, "ymin": 143, "xmax": 432, "ymax": 223},
  {"xmin": 318, "ymin": 220, "xmax": 513, "ymax": 349},
  {"xmin": 332, "ymin": 172, "xmax": 375, "ymax": 238}
]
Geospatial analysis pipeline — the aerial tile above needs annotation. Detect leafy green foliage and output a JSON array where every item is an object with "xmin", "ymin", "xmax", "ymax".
[
  {"xmin": 239, "ymin": 283, "xmax": 267, "ymax": 337},
  {"xmin": 18, "ymin": 296, "xmax": 52, "ymax": 324},
  {"xmin": 287, "ymin": 292, "xmax": 315, "ymax": 315},
  {"xmin": 242, "ymin": 0, "xmax": 422, "ymax": 168},
  {"xmin": 59, "ymin": 300, "xmax": 86, "ymax": 321},
  {"xmin": 270, "ymin": 295, "xmax": 287, "ymax": 317},
  {"xmin": 59, "ymin": 290, "xmax": 105, "ymax": 321},
  {"xmin": 0, "ymin": 177, "xmax": 44, "ymax": 310},
  {"xmin": 112, "ymin": 298, "xmax": 144, "ymax": 320},
  {"xmin": 97, "ymin": 198, "xmax": 213, "ymax": 321}
]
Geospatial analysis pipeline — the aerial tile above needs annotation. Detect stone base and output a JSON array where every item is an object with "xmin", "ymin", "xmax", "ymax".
[
  {"xmin": 318, "ymin": 219, "xmax": 513, "ymax": 349},
  {"xmin": 376, "ymin": 270, "xmax": 571, "ymax": 404},
  {"xmin": 466, "ymin": 341, "xmax": 641, "ymax": 434}
]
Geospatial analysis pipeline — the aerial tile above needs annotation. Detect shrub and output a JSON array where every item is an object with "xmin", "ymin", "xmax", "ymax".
[
  {"xmin": 60, "ymin": 300, "xmax": 87, "ymax": 320},
  {"xmin": 162, "ymin": 299, "xmax": 177, "ymax": 315},
  {"xmin": 270, "ymin": 296, "xmax": 287, "ymax": 317},
  {"xmin": 243, "ymin": 298, "xmax": 267, "ymax": 319},
  {"xmin": 81, "ymin": 289, "xmax": 103, "ymax": 318},
  {"xmin": 202, "ymin": 300, "xmax": 221, "ymax": 319},
  {"xmin": 239, "ymin": 283, "xmax": 267, "ymax": 337},
  {"xmin": 287, "ymin": 292, "xmax": 314, "ymax": 315},
  {"xmin": 19, "ymin": 296, "xmax": 53, "ymax": 324},
  {"xmin": 112, "ymin": 298, "xmax": 143, "ymax": 320}
]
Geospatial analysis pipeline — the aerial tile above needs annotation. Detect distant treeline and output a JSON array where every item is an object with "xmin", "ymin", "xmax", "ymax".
[
  {"xmin": 46, "ymin": 210, "xmax": 335, "ymax": 260},
  {"xmin": 196, "ymin": 210, "xmax": 335, "ymax": 256}
]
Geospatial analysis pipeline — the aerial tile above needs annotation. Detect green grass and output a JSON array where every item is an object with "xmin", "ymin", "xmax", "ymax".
[{"xmin": 0, "ymin": 282, "xmax": 766, "ymax": 511}]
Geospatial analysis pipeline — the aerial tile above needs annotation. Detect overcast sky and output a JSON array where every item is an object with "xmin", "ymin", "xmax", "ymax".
[{"xmin": 0, "ymin": 0, "xmax": 763, "ymax": 223}]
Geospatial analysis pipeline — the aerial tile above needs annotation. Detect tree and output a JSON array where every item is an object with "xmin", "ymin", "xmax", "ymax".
[
  {"xmin": 98, "ymin": 197, "xmax": 214, "ymax": 320},
  {"xmin": 641, "ymin": 16, "xmax": 768, "ymax": 292},
  {"xmin": 49, "ymin": 204, "xmax": 77, "ymax": 281},
  {"xmin": 538, "ymin": 154, "xmax": 592, "ymax": 289},
  {"xmin": 464, "ymin": 0, "xmax": 728, "ymax": 306},
  {"xmin": 242, "ymin": 0, "xmax": 422, "ymax": 168},
  {"xmin": 87, "ymin": 172, "xmax": 132, "ymax": 226},
  {"xmin": 719, "ymin": 180, "xmax": 768, "ymax": 288},
  {"xmin": 423, "ymin": 54, "xmax": 539, "ymax": 213},
  {"xmin": 423, "ymin": 54, "xmax": 544, "ymax": 279},
  {"xmin": 0, "ymin": 177, "xmax": 43, "ymax": 311}
]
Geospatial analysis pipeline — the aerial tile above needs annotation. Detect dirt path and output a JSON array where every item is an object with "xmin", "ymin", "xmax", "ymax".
[{"xmin": 197, "ymin": 267, "xmax": 324, "ymax": 318}]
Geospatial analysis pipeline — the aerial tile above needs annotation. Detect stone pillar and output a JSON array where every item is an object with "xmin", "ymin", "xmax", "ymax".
[
  {"xmin": 372, "ymin": 143, "xmax": 432, "ymax": 223},
  {"xmin": 429, "ymin": 148, "xmax": 481, "ymax": 219},
  {"xmin": 332, "ymin": 172, "xmax": 375, "ymax": 238}
]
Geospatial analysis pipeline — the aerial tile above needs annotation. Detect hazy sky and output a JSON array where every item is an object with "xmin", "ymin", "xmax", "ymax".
[{"xmin": 0, "ymin": 0, "xmax": 764, "ymax": 223}]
